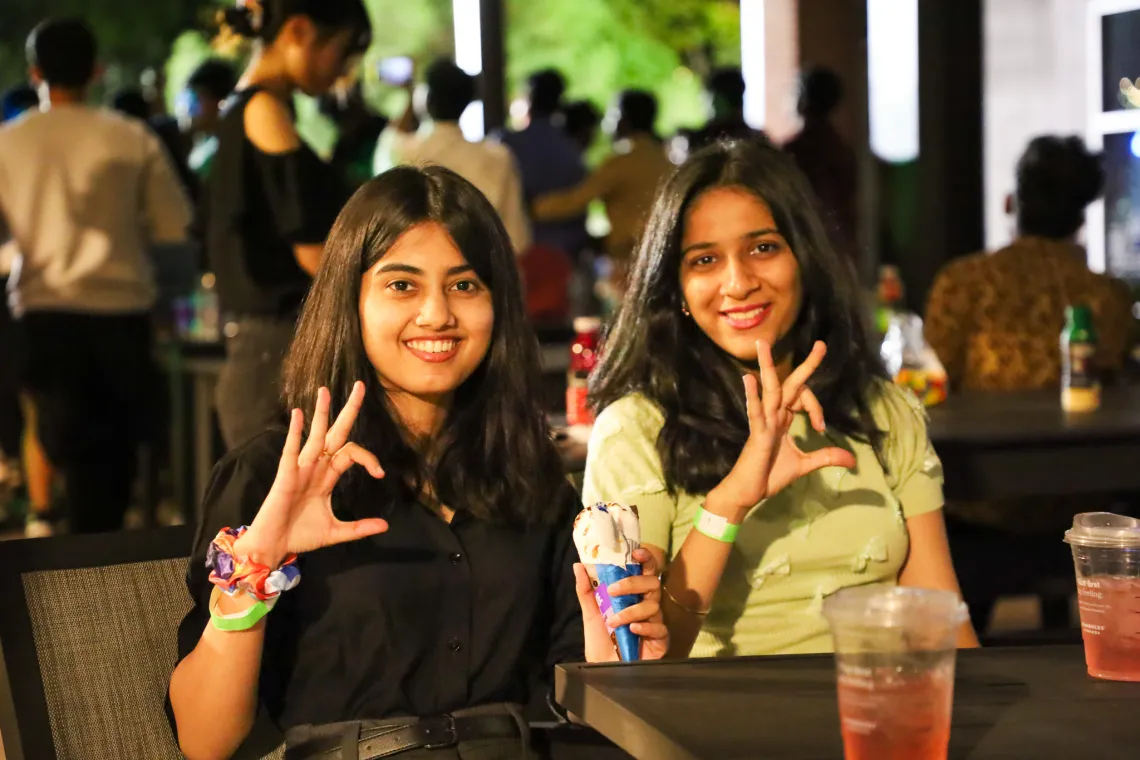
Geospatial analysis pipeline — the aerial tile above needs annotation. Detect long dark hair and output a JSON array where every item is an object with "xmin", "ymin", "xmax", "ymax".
[
  {"xmin": 590, "ymin": 139, "xmax": 887, "ymax": 495},
  {"xmin": 223, "ymin": 0, "xmax": 372, "ymax": 56},
  {"xmin": 282, "ymin": 165, "xmax": 564, "ymax": 525}
]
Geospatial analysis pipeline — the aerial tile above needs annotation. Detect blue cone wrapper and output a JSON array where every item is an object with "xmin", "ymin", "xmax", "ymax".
[{"xmin": 595, "ymin": 562, "xmax": 643, "ymax": 662}]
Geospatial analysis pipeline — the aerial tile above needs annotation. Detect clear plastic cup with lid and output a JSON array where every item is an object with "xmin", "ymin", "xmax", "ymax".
[
  {"xmin": 823, "ymin": 587, "xmax": 967, "ymax": 760},
  {"xmin": 1064, "ymin": 512, "xmax": 1140, "ymax": 681}
]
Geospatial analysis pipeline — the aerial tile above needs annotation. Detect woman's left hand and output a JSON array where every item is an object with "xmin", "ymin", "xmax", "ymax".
[{"xmin": 575, "ymin": 548, "xmax": 669, "ymax": 662}]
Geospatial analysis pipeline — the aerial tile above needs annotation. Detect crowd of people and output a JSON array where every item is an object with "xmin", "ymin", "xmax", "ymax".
[
  {"xmin": 0, "ymin": 3, "xmax": 867, "ymax": 538},
  {"xmin": 0, "ymin": 0, "xmax": 1135, "ymax": 757}
]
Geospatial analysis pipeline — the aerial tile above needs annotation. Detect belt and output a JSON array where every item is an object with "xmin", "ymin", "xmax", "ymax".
[{"xmin": 285, "ymin": 713, "xmax": 526, "ymax": 760}]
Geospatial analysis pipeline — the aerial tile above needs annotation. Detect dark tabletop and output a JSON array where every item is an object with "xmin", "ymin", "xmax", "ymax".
[
  {"xmin": 927, "ymin": 386, "xmax": 1140, "ymax": 500},
  {"xmin": 555, "ymin": 645, "xmax": 1140, "ymax": 760},
  {"xmin": 927, "ymin": 385, "xmax": 1140, "ymax": 446}
]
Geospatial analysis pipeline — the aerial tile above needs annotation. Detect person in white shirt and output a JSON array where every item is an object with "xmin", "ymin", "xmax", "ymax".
[
  {"xmin": 373, "ymin": 59, "xmax": 530, "ymax": 254},
  {"xmin": 0, "ymin": 17, "xmax": 192, "ymax": 534}
]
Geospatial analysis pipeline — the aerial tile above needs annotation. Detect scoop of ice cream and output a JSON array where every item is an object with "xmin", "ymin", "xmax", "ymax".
[{"xmin": 573, "ymin": 502, "xmax": 641, "ymax": 566}]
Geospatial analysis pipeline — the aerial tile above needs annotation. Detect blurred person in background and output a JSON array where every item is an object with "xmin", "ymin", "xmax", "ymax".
[
  {"xmin": 374, "ymin": 59, "xmax": 531, "ymax": 254},
  {"xmin": 784, "ymin": 67, "xmax": 858, "ymax": 264},
  {"xmin": 561, "ymin": 99, "xmax": 601, "ymax": 155},
  {"xmin": 926, "ymin": 135, "xmax": 1132, "ymax": 392},
  {"xmin": 178, "ymin": 58, "xmax": 239, "ymax": 182},
  {"xmin": 560, "ymin": 99, "xmax": 604, "ymax": 317},
  {"xmin": 498, "ymin": 69, "xmax": 589, "ymax": 260},
  {"xmin": 141, "ymin": 66, "xmax": 168, "ymax": 118},
  {"xmin": 0, "ymin": 18, "xmax": 192, "ymax": 534},
  {"xmin": 925, "ymin": 135, "xmax": 1135, "ymax": 631},
  {"xmin": 533, "ymin": 89, "xmax": 671, "ymax": 293},
  {"xmin": 498, "ymin": 69, "xmax": 587, "ymax": 325},
  {"xmin": 112, "ymin": 87, "xmax": 199, "ymax": 199},
  {"xmin": 557, "ymin": 97, "xmax": 605, "ymax": 319},
  {"xmin": 206, "ymin": 0, "xmax": 370, "ymax": 451},
  {"xmin": 321, "ymin": 79, "xmax": 388, "ymax": 191},
  {"xmin": 681, "ymin": 67, "xmax": 767, "ymax": 157}
]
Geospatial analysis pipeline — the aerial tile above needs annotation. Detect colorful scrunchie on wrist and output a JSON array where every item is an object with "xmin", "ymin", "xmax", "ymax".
[{"xmin": 206, "ymin": 526, "xmax": 302, "ymax": 600}]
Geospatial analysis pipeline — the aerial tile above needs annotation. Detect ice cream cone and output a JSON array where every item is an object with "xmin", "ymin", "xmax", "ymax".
[
  {"xmin": 575, "ymin": 502, "xmax": 644, "ymax": 662},
  {"xmin": 595, "ymin": 562, "xmax": 642, "ymax": 662}
]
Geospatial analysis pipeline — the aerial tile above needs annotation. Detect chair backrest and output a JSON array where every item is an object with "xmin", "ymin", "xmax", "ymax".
[{"xmin": 0, "ymin": 527, "xmax": 284, "ymax": 760}]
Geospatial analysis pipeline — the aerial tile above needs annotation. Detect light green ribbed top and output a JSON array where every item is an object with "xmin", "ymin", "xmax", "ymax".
[{"xmin": 582, "ymin": 382, "xmax": 944, "ymax": 657}]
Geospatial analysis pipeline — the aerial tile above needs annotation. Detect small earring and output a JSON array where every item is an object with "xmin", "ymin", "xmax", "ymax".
[{"xmin": 681, "ymin": 304, "xmax": 691, "ymax": 317}]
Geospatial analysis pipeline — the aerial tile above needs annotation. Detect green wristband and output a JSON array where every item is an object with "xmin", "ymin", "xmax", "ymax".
[
  {"xmin": 692, "ymin": 506, "xmax": 740, "ymax": 544},
  {"xmin": 210, "ymin": 591, "xmax": 277, "ymax": 632}
]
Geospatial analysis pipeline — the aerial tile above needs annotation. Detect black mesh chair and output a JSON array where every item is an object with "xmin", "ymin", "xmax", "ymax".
[{"xmin": 0, "ymin": 527, "xmax": 284, "ymax": 760}]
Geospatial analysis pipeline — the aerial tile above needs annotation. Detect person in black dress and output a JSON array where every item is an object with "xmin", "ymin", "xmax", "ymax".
[
  {"xmin": 167, "ymin": 165, "xmax": 668, "ymax": 760},
  {"xmin": 206, "ymin": 0, "xmax": 371, "ymax": 450}
]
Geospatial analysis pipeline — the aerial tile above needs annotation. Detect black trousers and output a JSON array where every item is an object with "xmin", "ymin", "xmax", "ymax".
[
  {"xmin": 215, "ymin": 316, "xmax": 294, "ymax": 451},
  {"xmin": 0, "ymin": 277, "xmax": 23, "ymax": 460},
  {"xmin": 16, "ymin": 311, "xmax": 156, "ymax": 533}
]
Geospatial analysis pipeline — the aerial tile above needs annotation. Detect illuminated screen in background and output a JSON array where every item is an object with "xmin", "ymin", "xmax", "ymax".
[
  {"xmin": 1103, "ymin": 9, "xmax": 1140, "ymax": 112},
  {"xmin": 1103, "ymin": 130, "xmax": 1140, "ymax": 281},
  {"xmin": 1099, "ymin": 9, "xmax": 1140, "ymax": 282}
]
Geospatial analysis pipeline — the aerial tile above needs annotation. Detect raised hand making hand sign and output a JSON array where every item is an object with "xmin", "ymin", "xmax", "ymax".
[
  {"xmin": 232, "ymin": 381, "xmax": 390, "ymax": 568},
  {"xmin": 706, "ymin": 339, "xmax": 858, "ymax": 520}
]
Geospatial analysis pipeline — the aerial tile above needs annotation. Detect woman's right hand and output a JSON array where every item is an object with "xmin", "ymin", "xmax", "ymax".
[
  {"xmin": 232, "ymin": 381, "xmax": 389, "ymax": 567},
  {"xmin": 705, "ymin": 340, "xmax": 857, "ymax": 520}
]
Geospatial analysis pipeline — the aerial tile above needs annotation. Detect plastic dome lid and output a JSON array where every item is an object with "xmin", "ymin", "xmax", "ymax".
[{"xmin": 1064, "ymin": 512, "xmax": 1140, "ymax": 548}]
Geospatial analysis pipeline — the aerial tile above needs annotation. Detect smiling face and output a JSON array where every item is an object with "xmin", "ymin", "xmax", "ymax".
[
  {"xmin": 358, "ymin": 222, "xmax": 494, "ymax": 404},
  {"xmin": 678, "ymin": 186, "xmax": 802, "ymax": 363}
]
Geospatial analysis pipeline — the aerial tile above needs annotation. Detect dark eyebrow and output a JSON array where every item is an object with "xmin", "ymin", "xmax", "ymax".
[
  {"xmin": 681, "ymin": 228, "xmax": 781, "ymax": 257},
  {"xmin": 376, "ymin": 263, "xmax": 475, "ymax": 276},
  {"xmin": 377, "ymin": 263, "xmax": 422, "ymax": 275},
  {"xmin": 741, "ymin": 227, "xmax": 781, "ymax": 241},
  {"xmin": 680, "ymin": 241, "xmax": 715, "ymax": 257}
]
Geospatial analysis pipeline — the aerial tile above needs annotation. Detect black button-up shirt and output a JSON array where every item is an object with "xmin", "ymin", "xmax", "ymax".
[{"xmin": 171, "ymin": 430, "xmax": 585, "ymax": 730}]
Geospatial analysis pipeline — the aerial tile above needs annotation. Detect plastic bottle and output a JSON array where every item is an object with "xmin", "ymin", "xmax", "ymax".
[
  {"xmin": 567, "ymin": 317, "xmax": 602, "ymax": 427},
  {"xmin": 1062, "ymin": 304, "xmax": 1100, "ymax": 413},
  {"xmin": 194, "ymin": 272, "xmax": 221, "ymax": 343},
  {"xmin": 881, "ymin": 312, "xmax": 949, "ymax": 406},
  {"xmin": 874, "ymin": 265, "xmax": 905, "ymax": 336}
]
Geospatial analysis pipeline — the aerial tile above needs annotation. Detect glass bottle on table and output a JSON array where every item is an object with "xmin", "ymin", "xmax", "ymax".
[
  {"xmin": 567, "ymin": 317, "xmax": 602, "ymax": 427},
  {"xmin": 195, "ymin": 272, "xmax": 221, "ymax": 344},
  {"xmin": 874, "ymin": 265, "xmax": 905, "ymax": 337},
  {"xmin": 1062, "ymin": 304, "xmax": 1100, "ymax": 413}
]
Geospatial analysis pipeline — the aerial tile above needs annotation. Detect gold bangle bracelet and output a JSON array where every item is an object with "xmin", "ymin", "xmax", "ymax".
[{"xmin": 660, "ymin": 577, "xmax": 711, "ymax": 616}]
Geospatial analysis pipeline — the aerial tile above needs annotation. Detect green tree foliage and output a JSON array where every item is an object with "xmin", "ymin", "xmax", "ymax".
[
  {"xmin": 505, "ymin": 0, "xmax": 740, "ymax": 136},
  {"xmin": 2, "ymin": 0, "xmax": 739, "ymax": 154}
]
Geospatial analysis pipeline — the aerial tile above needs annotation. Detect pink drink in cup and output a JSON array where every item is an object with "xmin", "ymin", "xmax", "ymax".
[
  {"xmin": 1064, "ymin": 513, "xmax": 1140, "ymax": 681},
  {"xmin": 823, "ymin": 587, "xmax": 967, "ymax": 760}
]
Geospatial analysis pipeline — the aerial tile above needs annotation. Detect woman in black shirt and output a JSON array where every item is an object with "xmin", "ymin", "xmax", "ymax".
[
  {"xmin": 168, "ymin": 166, "xmax": 667, "ymax": 760},
  {"xmin": 206, "ymin": 0, "xmax": 370, "ymax": 449}
]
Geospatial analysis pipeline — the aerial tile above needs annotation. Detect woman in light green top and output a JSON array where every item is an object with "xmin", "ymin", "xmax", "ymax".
[{"xmin": 583, "ymin": 140, "xmax": 978, "ymax": 657}]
